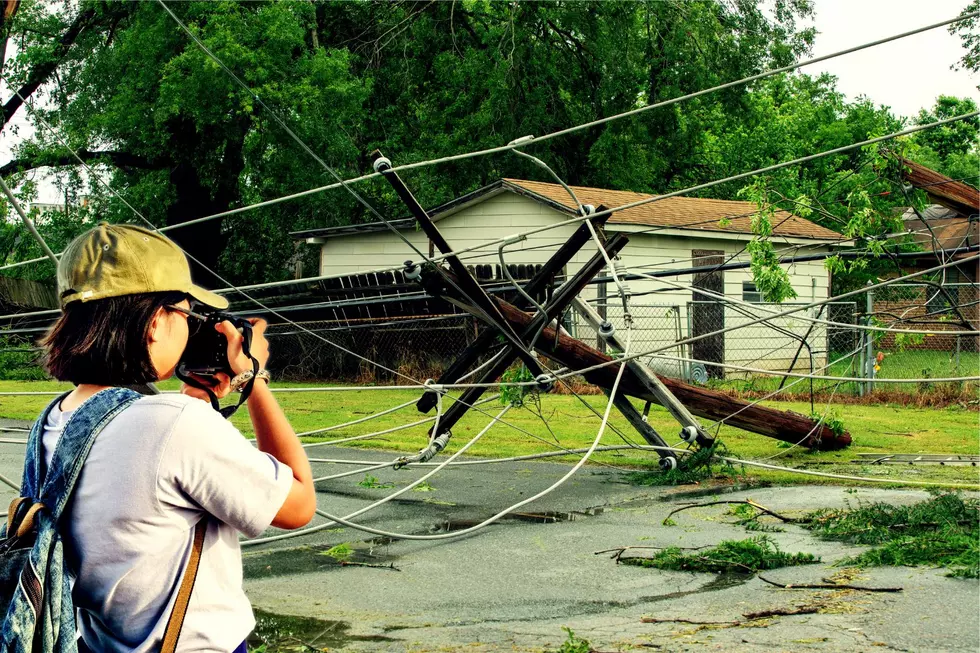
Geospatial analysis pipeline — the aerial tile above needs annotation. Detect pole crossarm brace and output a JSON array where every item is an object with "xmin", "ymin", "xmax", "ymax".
[
  {"xmin": 572, "ymin": 297, "xmax": 712, "ymax": 448},
  {"xmin": 416, "ymin": 212, "xmax": 612, "ymax": 413},
  {"xmin": 372, "ymin": 150, "xmax": 544, "ymax": 378},
  {"xmin": 415, "ymin": 232, "xmax": 631, "ymax": 444}
]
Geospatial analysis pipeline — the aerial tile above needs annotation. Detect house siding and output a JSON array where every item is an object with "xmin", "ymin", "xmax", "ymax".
[{"xmin": 317, "ymin": 193, "xmax": 836, "ymax": 377}]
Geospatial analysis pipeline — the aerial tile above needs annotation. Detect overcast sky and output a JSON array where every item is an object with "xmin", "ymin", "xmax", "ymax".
[
  {"xmin": 1, "ymin": 0, "xmax": 977, "ymax": 204},
  {"xmin": 804, "ymin": 0, "xmax": 979, "ymax": 117}
]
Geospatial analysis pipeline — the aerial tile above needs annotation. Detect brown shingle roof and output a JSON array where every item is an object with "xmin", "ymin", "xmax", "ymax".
[
  {"xmin": 897, "ymin": 157, "xmax": 979, "ymax": 218},
  {"xmin": 502, "ymin": 179, "xmax": 844, "ymax": 241}
]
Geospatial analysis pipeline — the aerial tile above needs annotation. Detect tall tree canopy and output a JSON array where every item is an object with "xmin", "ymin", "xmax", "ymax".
[{"xmin": 0, "ymin": 0, "xmax": 974, "ymax": 293}]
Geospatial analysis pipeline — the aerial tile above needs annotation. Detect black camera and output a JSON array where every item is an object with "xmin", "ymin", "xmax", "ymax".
[{"xmin": 178, "ymin": 311, "xmax": 253, "ymax": 377}]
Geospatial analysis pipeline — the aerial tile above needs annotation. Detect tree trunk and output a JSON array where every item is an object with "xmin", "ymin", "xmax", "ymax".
[{"xmin": 165, "ymin": 116, "xmax": 249, "ymax": 283}]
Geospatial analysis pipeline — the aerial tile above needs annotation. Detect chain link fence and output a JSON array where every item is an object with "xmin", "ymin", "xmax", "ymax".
[
  {"xmin": 3, "ymin": 286, "xmax": 975, "ymax": 398},
  {"xmin": 857, "ymin": 282, "xmax": 980, "ymax": 395},
  {"xmin": 262, "ymin": 292, "xmax": 975, "ymax": 398}
]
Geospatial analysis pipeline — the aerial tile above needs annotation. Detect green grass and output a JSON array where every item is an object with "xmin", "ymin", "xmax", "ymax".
[
  {"xmin": 1, "ymin": 378, "xmax": 978, "ymax": 486},
  {"xmin": 707, "ymin": 349, "xmax": 980, "ymax": 397},
  {"xmin": 805, "ymin": 493, "xmax": 980, "ymax": 578},
  {"xmin": 621, "ymin": 536, "xmax": 819, "ymax": 573}
]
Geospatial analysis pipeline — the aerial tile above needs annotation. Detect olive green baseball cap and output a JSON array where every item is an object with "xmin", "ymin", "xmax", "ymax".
[{"xmin": 57, "ymin": 223, "xmax": 229, "ymax": 310}]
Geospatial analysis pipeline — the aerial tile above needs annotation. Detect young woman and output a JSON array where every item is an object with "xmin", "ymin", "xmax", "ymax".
[{"xmin": 34, "ymin": 223, "xmax": 315, "ymax": 651}]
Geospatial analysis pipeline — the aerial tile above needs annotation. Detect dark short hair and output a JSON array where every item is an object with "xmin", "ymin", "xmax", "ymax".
[{"xmin": 41, "ymin": 291, "xmax": 187, "ymax": 385}]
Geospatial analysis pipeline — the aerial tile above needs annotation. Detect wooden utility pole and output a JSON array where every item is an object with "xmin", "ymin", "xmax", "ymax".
[{"xmin": 492, "ymin": 299, "xmax": 852, "ymax": 450}]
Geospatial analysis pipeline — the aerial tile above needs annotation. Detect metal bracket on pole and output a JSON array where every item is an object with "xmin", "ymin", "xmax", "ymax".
[
  {"xmin": 573, "ymin": 296, "xmax": 713, "ymax": 448},
  {"xmin": 608, "ymin": 392, "xmax": 678, "ymax": 469}
]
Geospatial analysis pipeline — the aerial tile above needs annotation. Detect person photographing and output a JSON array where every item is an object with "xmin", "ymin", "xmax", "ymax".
[{"xmin": 3, "ymin": 223, "xmax": 315, "ymax": 652}]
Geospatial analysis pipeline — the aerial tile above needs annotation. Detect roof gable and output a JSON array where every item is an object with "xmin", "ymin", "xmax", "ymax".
[{"xmin": 896, "ymin": 157, "xmax": 979, "ymax": 218}]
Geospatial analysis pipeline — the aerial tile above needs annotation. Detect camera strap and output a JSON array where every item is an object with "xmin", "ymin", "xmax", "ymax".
[{"xmin": 177, "ymin": 322, "xmax": 258, "ymax": 419}]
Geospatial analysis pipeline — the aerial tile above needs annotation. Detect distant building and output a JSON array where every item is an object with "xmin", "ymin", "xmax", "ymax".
[
  {"xmin": 29, "ymin": 196, "xmax": 90, "ymax": 217},
  {"xmin": 878, "ymin": 159, "xmax": 980, "ymax": 352}
]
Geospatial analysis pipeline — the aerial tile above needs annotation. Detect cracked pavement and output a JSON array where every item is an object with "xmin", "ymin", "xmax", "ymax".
[{"xmin": 2, "ymin": 423, "xmax": 977, "ymax": 652}]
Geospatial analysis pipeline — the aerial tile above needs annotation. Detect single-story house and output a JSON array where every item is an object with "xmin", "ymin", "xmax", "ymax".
[
  {"xmin": 293, "ymin": 179, "xmax": 848, "ymax": 378},
  {"xmin": 877, "ymin": 159, "xmax": 980, "ymax": 352}
]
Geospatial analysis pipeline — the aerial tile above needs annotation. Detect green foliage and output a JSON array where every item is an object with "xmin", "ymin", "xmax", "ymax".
[
  {"xmin": 0, "ymin": 340, "xmax": 46, "ymax": 381},
  {"xmin": 553, "ymin": 627, "xmax": 592, "ymax": 653},
  {"xmin": 810, "ymin": 410, "xmax": 846, "ymax": 438},
  {"xmin": 357, "ymin": 474, "xmax": 394, "ymax": 489},
  {"xmin": 727, "ymin": 503, "xmax": 784, "ymax": 533},
  {"xmin": 622, "ymin": 536, "xmax": 819, "ymax": 573},
  {"xmin": 320, "ymin": 543, "xmax": 354, "ymax": 562},
  {"xmin": 625, "ymin": 441, "xmax": 743, "ymax": 487},
  {"xmin": 2, "ymin": 0, "xmax": 824, "ymax": 284},
  {"xmin": 3, "ymin": 1, "xmax": 972, "ymax": 292},
  {"xmin": 913, "ymin": 96, "xmax": 980, "ymax": 162},
  {"xmin": 738, "ymin": 180, "xmax": 797, "ymax": 303},
  {"xmin": 951, "ymin": 1, "xmax": 980, "ymax": 77},
  {"xmin": 893, "ymin": 332, "xmax": 926, "ymax": 353},
  {"xmin": 805, "ymin": 493, "xmax": 980, "ymax": 578},
  {"xmin": 500, "ymin": 364, "xmax": 535, "ymax": 407},
  {"xmin": 412, "ymin": 480, "xmax": 436, "ymax": 493}
]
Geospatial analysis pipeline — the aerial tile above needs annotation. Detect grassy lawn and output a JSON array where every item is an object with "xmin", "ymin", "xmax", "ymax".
[
  {"xmin": 706, "ymin": 349, "xmax": 980, "ymax": 397},
  {"xmin": 1, "ymin": 378, "xmax": 977, "ymax": 487}
]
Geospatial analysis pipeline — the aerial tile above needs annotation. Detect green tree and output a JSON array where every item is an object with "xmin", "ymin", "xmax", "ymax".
[
  {"xmin": 950, "ymin": 0, "xmax": 979, "ymax": 81},
  {"xmin": 908, "ymin": 95, "xmax": 980, "ymax": 181},
  {"xmin": 2, "ymin": 0, "xmax": 819, "ymax": 284}
]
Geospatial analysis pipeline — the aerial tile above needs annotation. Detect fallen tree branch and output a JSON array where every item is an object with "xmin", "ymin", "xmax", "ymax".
[
  {"xmin": 662, "ymin": 499, "xmax": 801, "ymax": 526},
  {"xmin": 642, "ymin": 603, "xmax": 822, "ymax": 628},
  {"xmin": 758, "ymin": 575, "xmax": 902, "ymax": 592},
  {"xmin": 594, "ymin": 544, "xmax": 709, "ymax": 563},
  {"xmin": 339, "ymin": 561, "xmax": 401, "ymax": 571},
  {"xmin": 640, "ymin": 617, "xmax": 741, "ymax": 626},
  {"xmin": 742, "ymin": 605, "xmax": 820, "ymax": 620}
]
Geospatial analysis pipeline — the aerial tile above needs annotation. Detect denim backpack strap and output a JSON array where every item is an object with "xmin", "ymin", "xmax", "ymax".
[
  {"xmin": 39, "ymin": 388, "xmax": 142, "ymax": 521},
  {"xmin": 19, "ymin": 392, "xmax": 72, "ymax": 500}
]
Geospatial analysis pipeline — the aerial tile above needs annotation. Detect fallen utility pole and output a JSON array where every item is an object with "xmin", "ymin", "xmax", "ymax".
[
  {"xmin": 416, "ymin": 213, "xmax": 612, "ymax": 414},
  {"xmin": 490, "ymin": 299, "xmax": 851, "ymax": 450},
  {"xmin": 372, "ymin": 150, "xmax": 544, "ymax": 379}
]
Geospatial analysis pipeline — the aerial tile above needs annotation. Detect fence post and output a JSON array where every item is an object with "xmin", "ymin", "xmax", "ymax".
[
  {"xmin": 865, "ymin": 281, "xmax": 875, "ymax": 394},
  {"xmin": 672, "ymin": 305, "xmax": 685, "ymax": 380},
  {"xmin": 857, "ymin": 319, "xmax": 866, "ymax": 398},
  {"xmin": 685, "ymin": 302, "xmax": 694, "ymax": 382},
  {"xmin": 597, "ymin": 278, "xmax": 607, "ymax": 353}
]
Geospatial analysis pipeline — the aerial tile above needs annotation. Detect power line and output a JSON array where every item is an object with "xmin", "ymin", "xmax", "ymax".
[{"xmin": 144, "ymin": 9, "xmax": 980, "ymax": 234}]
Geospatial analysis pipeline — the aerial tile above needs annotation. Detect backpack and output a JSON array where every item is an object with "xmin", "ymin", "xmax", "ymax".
[{"xmin": 0, "ymin": 388, "xmax": 207, "ymax": 653}]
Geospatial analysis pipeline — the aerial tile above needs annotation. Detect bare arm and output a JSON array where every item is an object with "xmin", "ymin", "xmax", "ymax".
[{"xmin": 246, "ymin": 379, "xmax": 315, "ymax": 529}]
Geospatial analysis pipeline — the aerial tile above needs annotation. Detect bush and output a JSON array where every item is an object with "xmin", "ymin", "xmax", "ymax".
[{"xmin": 0, "ymin": 339, "xmax": 46, "ymax": 380}]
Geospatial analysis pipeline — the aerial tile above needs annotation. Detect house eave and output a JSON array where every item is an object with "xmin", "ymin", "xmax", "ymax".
[{"xmin": 605, "ymin": 223, "xmax": 850, "ymax": 247}]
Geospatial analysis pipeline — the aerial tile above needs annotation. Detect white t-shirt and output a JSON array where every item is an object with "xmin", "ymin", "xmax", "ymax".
[{"xmin": 41, "ymin": 392, "xmax": 293, "ymax": 653}]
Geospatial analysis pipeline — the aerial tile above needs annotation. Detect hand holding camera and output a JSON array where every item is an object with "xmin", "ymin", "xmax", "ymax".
[
  {"xmin": 177, "ymin": 311, "xmax": 271, "ymax": 416},
  {"xmin": 217, "ymin": 318, "xmax": 270, "ymax": 376}
]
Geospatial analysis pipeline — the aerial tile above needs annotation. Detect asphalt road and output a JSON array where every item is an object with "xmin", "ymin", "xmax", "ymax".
[{"xmin": 2, "ymin": 418, "xmax": 978, "ymax": 652}]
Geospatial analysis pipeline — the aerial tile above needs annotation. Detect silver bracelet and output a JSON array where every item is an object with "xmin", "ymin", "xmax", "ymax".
[{"xmin": 229, "ymin": 370, "xmax": 254, "ymax": 392}]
